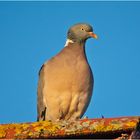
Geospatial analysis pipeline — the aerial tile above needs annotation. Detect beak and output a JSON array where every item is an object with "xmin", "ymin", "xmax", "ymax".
[{"xmin": 88, "ymin": 32, "xmax": 98, "ymax": 39}]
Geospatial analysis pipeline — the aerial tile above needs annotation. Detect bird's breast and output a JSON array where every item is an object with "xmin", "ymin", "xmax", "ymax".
[{"xmin": 46, "ymin": 56, "xmax": 93, "ymax": 93}]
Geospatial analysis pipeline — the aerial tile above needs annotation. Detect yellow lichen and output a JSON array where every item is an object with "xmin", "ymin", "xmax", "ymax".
[
  {"xmin": 31, "ymin": 121, "xmax": 40, "ymax": 127},
  {"xmin": 21, "ymin": 124, "xmax": 30, "ymax": 130},
  {"xmin": 108, "ymin": 124, "xmax": 122, "ymax": 131},
  {"xmin": 0, "ymin": 128, "xmax": 6, "ymax": 138},
  {"xmin": 0, "ymin": 125, "xmax": 8, "ymax": 138},
  {"xmin": 28, "ymin": 131, "xmax": 34, "ymax": 136},
  {"xmin": 14, "ymin": 124, "xmax": 24, "ymax": 136},
  {"xmin": 126, "ymin": 121, "xmax": 136, "ymax": 127},
  {"xmin": 33, "ymin": 121, "xmax": 60, "ymax": 136},
  {"xmin": 105, "ymin": 125, "xmax": 114, "ymax": 132},
  {"xmin": 34, "ymin": 126, "xmax": 45, "ymax": 132},
  {"xmin": 91, "ymin": 121, "xmax": 106, "ymax": 132}
]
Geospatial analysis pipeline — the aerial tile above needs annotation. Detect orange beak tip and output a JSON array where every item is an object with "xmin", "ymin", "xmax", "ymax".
[
  {"xmin": 94, "ymin": 34, "xmax": 98, "ymax": 39},
  {"xmin": 88, "ymin": 32, "xmax": 98, "ymax": 39}
]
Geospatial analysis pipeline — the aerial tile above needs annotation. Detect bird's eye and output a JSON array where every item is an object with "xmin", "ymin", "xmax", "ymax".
[{"xmin": 81, "ymin": 28, "xmax": 84, "ymax": 31}]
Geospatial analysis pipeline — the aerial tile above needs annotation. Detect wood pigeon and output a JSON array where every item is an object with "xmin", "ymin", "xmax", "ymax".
[{"xmin": 37, "ymin": 23, "xmax": 97, "ymax": 121}]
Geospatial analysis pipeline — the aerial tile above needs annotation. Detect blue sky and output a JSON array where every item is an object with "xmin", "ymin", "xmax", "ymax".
[{"xmin": 0, "ymin": 1, "xmax": 140, "ymax": 124}]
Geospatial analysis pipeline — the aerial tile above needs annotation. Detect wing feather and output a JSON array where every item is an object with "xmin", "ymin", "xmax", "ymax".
[{"xmin": 37, "ymin": 64, "xmax": 46, "ymax": 121}]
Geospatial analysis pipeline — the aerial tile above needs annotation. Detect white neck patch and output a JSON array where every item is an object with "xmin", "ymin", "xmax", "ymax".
[{"xmin": 64, "ymin": 39, "xmax": 74, "ymax": 47}]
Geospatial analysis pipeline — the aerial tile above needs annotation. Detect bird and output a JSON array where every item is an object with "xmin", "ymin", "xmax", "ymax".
[{"xmin": 37, "ymin": 23, "xmax": 97, "ymax": 121}]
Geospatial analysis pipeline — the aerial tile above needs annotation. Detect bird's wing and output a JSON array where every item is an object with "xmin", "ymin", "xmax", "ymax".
[{"xmin": 37, "ymin": 64, "xmax": 46, "ymax": 121}]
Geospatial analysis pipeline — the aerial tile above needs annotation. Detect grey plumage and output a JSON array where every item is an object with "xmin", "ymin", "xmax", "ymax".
[{"xmin": 37, "ymin": 23, "xmax": 97, "ymax": 121}]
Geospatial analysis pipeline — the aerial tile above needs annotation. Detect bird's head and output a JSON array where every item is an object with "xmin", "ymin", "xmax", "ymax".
[{"xmin": 67, "ymin": 23, "xmax": 97, "ymax": 44}]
